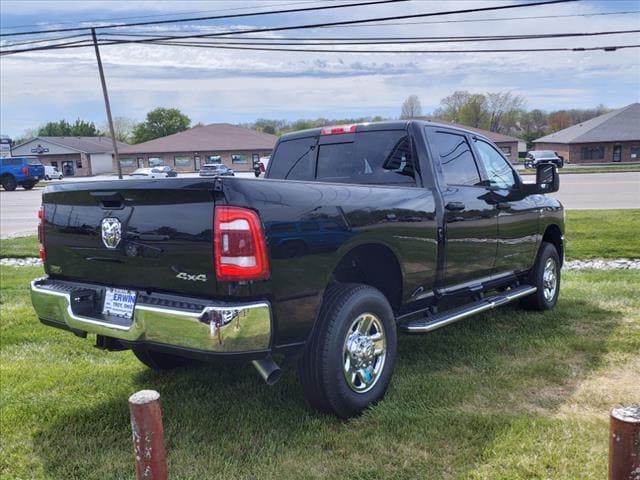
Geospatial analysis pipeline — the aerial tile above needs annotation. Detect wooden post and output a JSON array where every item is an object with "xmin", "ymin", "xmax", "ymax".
[
  {"xmin": 91, "ymin": 28, "xmax": 123, "ymax": 179},
  {"xmin": 129, "ymin": 390, "xmax": 168, "ymax": 480},
  {"xmin": 609, "ymin": 405, "xmax": 640, "ymax": 480}
]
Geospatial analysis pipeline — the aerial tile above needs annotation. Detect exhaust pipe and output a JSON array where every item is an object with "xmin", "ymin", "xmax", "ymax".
[{"xmin": 252, "ymin": 357, "xmax": 281, "ymax": 386}]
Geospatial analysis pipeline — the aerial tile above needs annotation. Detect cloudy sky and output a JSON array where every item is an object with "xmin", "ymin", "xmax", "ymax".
[{"xmin": 1, "ymin": 0, "xmax": 639, "ymax": 137}]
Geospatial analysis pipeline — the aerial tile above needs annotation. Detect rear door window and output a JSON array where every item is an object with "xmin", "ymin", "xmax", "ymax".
[{"xmin": 316, "ymin": 130, "xmax": 415, "ymax": 186}]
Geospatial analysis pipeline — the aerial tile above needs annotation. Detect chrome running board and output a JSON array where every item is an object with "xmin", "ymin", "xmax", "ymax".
[{"xmin": 399, "ymin": 285, "xmax": 536, "ymax": 333}]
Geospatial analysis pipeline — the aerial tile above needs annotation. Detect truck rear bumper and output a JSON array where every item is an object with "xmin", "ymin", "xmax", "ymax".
[{"xmin": 30, "ymin": 277, "xmax": 272, "ymax": 355}]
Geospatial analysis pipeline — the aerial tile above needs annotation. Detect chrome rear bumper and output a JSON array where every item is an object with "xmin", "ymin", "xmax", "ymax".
[{"xmin": 30, "ymin": 277, "xmax": 272, "ymax": 353}]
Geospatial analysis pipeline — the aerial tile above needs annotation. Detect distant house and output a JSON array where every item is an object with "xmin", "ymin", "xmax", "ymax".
[
  {"xmin": 416, "ymin": 118, "xmax": 520, "ymax": 162},
  {"xmin": 118, "ymin": 123, "xmax": 278, "ymax": 173},
  {"xmin": 11, "ymin": 136, "xmax": 127, "ymax": 177},
  {"xmin": 533, "ymin": 103, "xmax": 640, "ymax": 163}
]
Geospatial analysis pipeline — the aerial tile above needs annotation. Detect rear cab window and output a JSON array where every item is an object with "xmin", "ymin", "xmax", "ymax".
[{"xmin": 267, "ymin": 128, "xmax": 416, "ymax": 186}]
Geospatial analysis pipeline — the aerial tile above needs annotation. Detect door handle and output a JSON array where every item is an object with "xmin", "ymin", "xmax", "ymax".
[{"xmin": 445, "ymin": 201, "xmax": 465, "ymax": 211}]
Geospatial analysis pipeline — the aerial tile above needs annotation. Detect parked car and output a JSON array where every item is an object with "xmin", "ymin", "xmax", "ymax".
[
  {"xmin": 253, "ymin": 156, "xmax": 270, "ymax": 177},
  {"xmin": 44, "ymin": 166, "xmax": 63, "ymax": 181},
  {"xmin": 0, "ymin": 156, "xmax": 45, "ymax": 190},
  {"xmin": 524, "ymin": 150, "xmax": 564, "ymax": 169},
  {"xmin": 199, "ymin": 164, "xmax": 234, "ymax": 177},
  {"xmin": 31, "ymin": 121, "xmax": 563, "ymax": 418},
  {"xmin": 129, "ymin": 166, "xmax": 177, "ymax": 178}
]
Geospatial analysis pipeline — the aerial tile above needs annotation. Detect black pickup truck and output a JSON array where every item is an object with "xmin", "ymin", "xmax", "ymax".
[{"xmin": 31, "ymin": 121, "xmax": 564, "ymax": 418}]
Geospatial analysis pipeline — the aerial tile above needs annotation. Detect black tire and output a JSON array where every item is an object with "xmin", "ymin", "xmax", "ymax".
[
  {"xmin": 254, "ymin": 171, "xmax": 260, "ymax": 178},
  {"xmin": 520, "ymin": 241, "xmax": 561, "ymax": 311},
  {"xmin": 45, "ymin": 175, "xmax": 51, "ymax": 181},
  {"xmin": 1, "ymin": 175, "xmax": 17, "ymax": 191},
  {"xmin": 132, "ymin": 347, "xmax": 197, "ymax": 370},
  {"xmin": 298, "ymin": 283, "xmax": 397, "ymax": 418},
  {"xmin": 22, "ymin": 182, "xmax": 35, "ymax": 190}
]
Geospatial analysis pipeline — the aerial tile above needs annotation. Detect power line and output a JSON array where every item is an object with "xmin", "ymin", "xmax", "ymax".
[
  {"xmin": 96, "ymin": 29, "xmax": 640, "ymax": 45},
  {"xmin": 0, "ymin": 0, "xmax": 325, "ymax": 31},
  {"xmin": 0, "ymin": 0, "xmax": 406, "ymax": 37},
  {"xmin": 3, "ymin": 0, "xmax": 578, "ymax": 51},
  {"xmin": 0, "ymin": 33, "xmax": 90, "ymax": 48},
  {"xmin": 131, "ymin": 41, "xmax": 640, "ymax": 53},
  {"xmin": 315, "ymin": 9, "xmax": 640, "ymax": 29}
]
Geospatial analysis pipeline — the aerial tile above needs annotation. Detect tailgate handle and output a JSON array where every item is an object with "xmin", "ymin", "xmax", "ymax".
[{"xmin": 91, "ymin": 191, "xmax": 124, "ymax": 209}]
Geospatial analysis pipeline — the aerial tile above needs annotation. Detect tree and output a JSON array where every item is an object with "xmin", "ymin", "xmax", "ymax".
[
  {"xmin": 102, "ymin": 116, "xmax": 135, "ymax": 143},
  {"xmin": 38, "ymin": 118, "xmax": 100, "ymax": 137},
  {"xmin": 458, "ymin": 94, "xmax": 489, "ymax": 129},
  {"xmin": 11, "ymin": 128, "xmax": 39, "ymax": 146},
  {"xmin": 433, "ymin": 91, "xmax": 473, "ymax": 123},
  {"xmin": 400, "ymin": 95, "xmax": 422, "ymax": 119},
  {"xmin": 485, "ymin": 92, "xmax": 525, "ymax": 134},
  {"xmin": 131, "ymin": 108, "xmax": 191, "ymax": 144},
  {"xmin": 548, "ymin": 111, "xmax": 571, "ymax": 132}
]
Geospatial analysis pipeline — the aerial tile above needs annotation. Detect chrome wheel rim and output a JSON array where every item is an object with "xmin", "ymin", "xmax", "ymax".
[
  {"xmin": 342, "ymin": 313, "xmax": 386, "ymax": 393},
  {"xmin": 542, "ymin": 257, "xmax": 558, "ymax": 302}
]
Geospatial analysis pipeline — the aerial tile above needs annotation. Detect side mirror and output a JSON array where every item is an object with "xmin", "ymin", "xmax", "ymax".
[{"xmin": 535, "ymin": 163, "xmax": 559, "ymax": 193}]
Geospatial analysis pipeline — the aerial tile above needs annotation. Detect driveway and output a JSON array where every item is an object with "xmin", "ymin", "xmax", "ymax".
[{"xmin": 1, "ymin": 172, "xmax": 638, "ymax": 238}]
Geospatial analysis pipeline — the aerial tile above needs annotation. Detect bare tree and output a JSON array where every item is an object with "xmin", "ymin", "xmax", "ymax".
[
  {"xmin": 486, "ymin": 92, "xmax": 525, "ymax": 133},
  {"xmin": 102, "ymin": 116, "xmax": 136, "ymax": 143},
  {"xmin": 400, "ymin": 95, "xmax": 423, "ymax": 119}
]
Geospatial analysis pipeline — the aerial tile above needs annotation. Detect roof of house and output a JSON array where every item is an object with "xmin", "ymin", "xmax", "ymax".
[
  {"xmin": 533, "ymin": 103, "xmax": 640, "ymax": 144},
  {"xmin": 14, "ymin": 136, "xmax": 128, "ymax": 153},
  {"xmin": 120, "ymin": 123, "xmax": 278, "ymax": 154},
  {"xmin": 414, "ymin": 117, "xmax": 520, "ymax": 143}
]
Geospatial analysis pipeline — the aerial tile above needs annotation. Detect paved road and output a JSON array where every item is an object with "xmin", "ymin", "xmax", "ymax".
[{"xmin": 1, "ymin": 172, "xmax": 638, "ymax": 238}]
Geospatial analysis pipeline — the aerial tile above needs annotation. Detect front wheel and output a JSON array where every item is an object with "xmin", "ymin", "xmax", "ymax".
[
  {"xmin": 298, "ymin": 284, "xmax": 397, "ymax": 418},
  {"xmin": 520, "ymin": 241, "xmax": 560, "ymax": 310},
  {"xmin": 1, "ymin": 175, "xmax": 17, "ymax": 191}
]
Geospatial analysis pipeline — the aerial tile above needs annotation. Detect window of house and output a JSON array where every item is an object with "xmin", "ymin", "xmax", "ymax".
[
  {"xmin": 76, "ymin": 159, "xmax": 83, "ymax": 168},
  {"xmin": 231, "ymin": 154, "xmax": 248, "ymax": 164},
  {"xmin": 207, "ymin": 155, "xmax": 221, "ymax": 164},
  {"xmin": 149, "ymin": 157, "xmax": 164, "ymax": 167},
  {"xmin": 499, "ymin": 146, "xmax": 512, "ymax": 157},
  {"xmin": 120, "ymin": 157, "xmax": 135, "ymax": 167},
  {"xmin": 50, "ymin": 161, "xmax": 58, "ymax": 168},
  {"xmin": 430, "ymin": 130, "xmax": 481, "ymax": 186},
  {"xmin": 631, "ymin": 146, "xmax": 640, "ymax": 159},
  {"xmin": 474, "ymin": 139, "xmax": 517, "ymax": 189},
  {"xmin": 174, "ymin": 155, "xmax": 191, "ymax": 167},
  {"xmin": 581, "ymin": 146, "xmax": 604, "ymax": 160}
]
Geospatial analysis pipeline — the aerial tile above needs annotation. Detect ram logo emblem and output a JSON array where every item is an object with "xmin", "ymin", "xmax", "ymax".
[{"xmin": 101, "ymin": 217, "xmax": 122, "ymax": 249}]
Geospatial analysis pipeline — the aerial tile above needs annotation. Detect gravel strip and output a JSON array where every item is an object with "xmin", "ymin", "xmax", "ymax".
[{"xmin": 1, "ymin": 257, "xmax": 639, "ymax": 270}]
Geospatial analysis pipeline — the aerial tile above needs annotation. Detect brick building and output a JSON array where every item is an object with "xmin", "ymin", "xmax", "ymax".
[
  {"xmin": 11, "ymin": 136, "xmax": 127, "ymax": 177},
  {"xmin": 533, "ymin": 103, "xmax": 640, "ymax": 164},
  {"xmin": 118, "ymin": 123, "xmax": 277, "ymax": 174}
]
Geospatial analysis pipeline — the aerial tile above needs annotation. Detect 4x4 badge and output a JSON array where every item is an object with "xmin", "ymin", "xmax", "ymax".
[{"xmin": 101, "ymin": 217, "xmax": 122, "ymax": 249}]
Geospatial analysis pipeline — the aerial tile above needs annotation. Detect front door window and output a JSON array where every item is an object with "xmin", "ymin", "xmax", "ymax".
[{"xmin": 62, "ymin": 161, "xmax": 74, "ymax": 176}]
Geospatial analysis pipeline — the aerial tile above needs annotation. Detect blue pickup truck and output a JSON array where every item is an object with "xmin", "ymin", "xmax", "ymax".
[{"xmin": 0, "ymin": 156, "xmax": 45, "ymax": 191}]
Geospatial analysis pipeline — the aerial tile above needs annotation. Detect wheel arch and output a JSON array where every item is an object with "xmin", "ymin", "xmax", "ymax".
[{"xmin": 542, "ymin": 223, "xmax": 564, "ymax": 266}]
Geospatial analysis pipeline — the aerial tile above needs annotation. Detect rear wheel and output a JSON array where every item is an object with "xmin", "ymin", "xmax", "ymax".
[
  {"xmin": 520, "ymin": 241, "xmax": 560, "ymax": 310},
  {"xmin": 1, "ymin": 175, "xmax": 17, "ymax": 191},
  {"xmin": 298, "ymin": 284, "xmax": 397, "ymax": 418},
  {"xmin": 132, "ymin": 347, "xmax": 197, "ymax": 370},
  {"xmin": 22, "ymin": 182, "xmax": 36, "ymax": 190}
]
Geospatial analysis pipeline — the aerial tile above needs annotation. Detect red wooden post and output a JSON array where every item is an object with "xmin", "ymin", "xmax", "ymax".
[
  {"xmin": 129, "ymin": 390, "xmax": 168, "ymax": 480},
  {"xmin": 609, "ymin": 405, "xmax": 640, "ymax": 480}
]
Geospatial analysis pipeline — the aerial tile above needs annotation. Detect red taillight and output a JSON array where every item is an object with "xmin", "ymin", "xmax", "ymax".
[
  {"xmin": 38, "ymin": 206, "xmax": 46, "ymax": 261},
  {"xmin": 21, "ymin": 166, "xmax": 29, "ymax": 175},
  {"xmin": 214, "ymin": 206, "xmax": 269, "ymax": 281},
  {"xmin": 320, "ymin": 124, "xmax": 357, "ymax": 136}
]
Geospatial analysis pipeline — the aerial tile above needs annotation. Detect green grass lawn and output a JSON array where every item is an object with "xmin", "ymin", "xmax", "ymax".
[
  {"xmin": 1, "ymin": 265, "xmax": 638, "ymax": 479},
  {"xmin": 3, "ymin": 209, "xmax": 638, "ymax": 260},
  {"xmin": 519, "ymin": 163, "xmax": 640, "ymax": 175}
]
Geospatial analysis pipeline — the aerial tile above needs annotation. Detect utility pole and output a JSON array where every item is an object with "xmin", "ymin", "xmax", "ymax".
[{"xmin": 91, "ymin": 28, "xmax": 122, "ymax": 179}]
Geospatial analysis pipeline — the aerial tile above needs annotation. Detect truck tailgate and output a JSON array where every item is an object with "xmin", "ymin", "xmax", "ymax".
[{"xmin": 42, "ymin": 180, "xmax": 218, "ymax": 297}]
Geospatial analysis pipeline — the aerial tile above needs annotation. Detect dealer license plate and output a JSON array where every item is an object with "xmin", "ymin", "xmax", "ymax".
[{"xmin": 102, "ymin": 288, "xmax": 137, "ymax": 319}]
